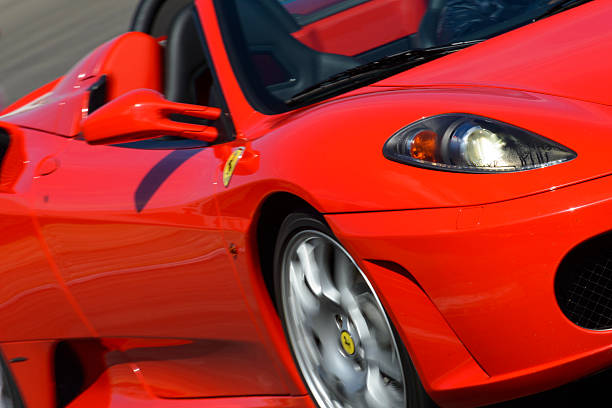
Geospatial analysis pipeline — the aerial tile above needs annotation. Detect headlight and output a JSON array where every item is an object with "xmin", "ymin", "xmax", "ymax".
[{"xmin": 383, "ymin": 114, "xmax": 576, "ymax": 173}]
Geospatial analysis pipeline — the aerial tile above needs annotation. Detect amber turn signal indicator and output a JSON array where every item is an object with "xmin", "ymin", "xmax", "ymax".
[{"xmin": 409, "ymin": 129, "xmax": 439, "ymax": 162}]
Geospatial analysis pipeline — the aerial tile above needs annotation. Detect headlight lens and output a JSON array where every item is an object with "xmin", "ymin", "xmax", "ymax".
[{"xmin": 383, "ymin": 114, "xmax": 576, "ymax": 173}]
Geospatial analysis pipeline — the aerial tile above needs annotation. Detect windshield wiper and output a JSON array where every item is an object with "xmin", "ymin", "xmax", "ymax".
[
  {"xmin": 285, "ymin": 40, "xmax": 484, "ymax": 108},
  {"xmin": 534, "ymin": 0, "xmax": 593, "ymax": 21}
]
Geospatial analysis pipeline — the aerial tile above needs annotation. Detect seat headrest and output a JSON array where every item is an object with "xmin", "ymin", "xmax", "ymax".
[{"xmin": 164, "ymin": 6, "xmax": 207, "ymax": 104}]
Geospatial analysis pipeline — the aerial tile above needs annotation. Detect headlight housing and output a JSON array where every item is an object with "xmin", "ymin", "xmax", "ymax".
[{"xmin": 383, "ymin": 114, "xmax": 576, "ymax": 173}]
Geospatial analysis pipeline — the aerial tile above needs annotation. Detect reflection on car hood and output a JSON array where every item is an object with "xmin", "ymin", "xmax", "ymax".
[{"xmin": 375, "ymin": 0, "xmax": 611, "ymax": 106}]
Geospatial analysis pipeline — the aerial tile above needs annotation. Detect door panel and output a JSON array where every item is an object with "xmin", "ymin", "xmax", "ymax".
[
  {"xmin": 32, "ymin": 140, "xmax": 241, "ymax": 338},
  {"xmin": 0, "ymin": 196, "xmax": 93, "ymax": 341},
  {"xmin": 31, "ymin": 139, "xmax": 291, "ymax": 396},
  {"xmin": 0, "ymin": 128, "xmax": 92, "ymax": 342}
]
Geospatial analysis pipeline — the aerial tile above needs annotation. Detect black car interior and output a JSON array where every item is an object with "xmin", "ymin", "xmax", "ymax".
[
  {"xmin": 417, "ymin": 0, "xmax": 447, "ymax": 48},
  {"xmin": 134, "ymin": 0, "xmax": 551, "ymax": 115},
  {"xmin": 232, "ymin": 0, "xmax": 360, "ymax": 102},
  {"xmin": 164, "ymin": 5, "xmax": 215, "ymax": 106},
  {"xmin": 131, "ymin": 0, "xmax": 217, "ymax": 107},
  {"xmin": 131, "ymin": 0, "xmax": 436, "ymax": 112},
  {"xmin": 131, "ymin": 0, "xmax": 193, "ymax": 36}
]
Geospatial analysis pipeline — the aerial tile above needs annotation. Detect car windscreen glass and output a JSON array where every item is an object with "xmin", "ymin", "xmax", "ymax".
[
  {"xmin": 215, "ymin": 0, "xmax": 593, "ymax": 114},
  {"xmin": 278, "ymin": 0, "xmax": 371, "ymax": 25}
]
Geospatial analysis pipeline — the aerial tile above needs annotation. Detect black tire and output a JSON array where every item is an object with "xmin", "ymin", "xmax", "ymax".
[{"xmin": 273, "ymin": 212, "xmax": 438, "ymax": 408}]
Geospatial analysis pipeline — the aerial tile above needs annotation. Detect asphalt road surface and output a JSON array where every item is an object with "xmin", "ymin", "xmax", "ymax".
[
  {"xmin": 0, "ymin": 0, "xmax": 139, "ymax": 106},
  {"xmin": 1, "ymin": 1, "xmax": 611, "ymax": 407}
]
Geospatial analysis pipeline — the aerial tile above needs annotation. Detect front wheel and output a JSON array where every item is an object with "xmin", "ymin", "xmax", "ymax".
[{"xmin": 274, "ymin": 213, "xmax": 436, "ymax": 408}]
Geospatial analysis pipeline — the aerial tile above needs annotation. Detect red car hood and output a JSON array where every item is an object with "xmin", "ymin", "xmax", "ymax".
[{"xmin": 376, "ymin": 0, "xmax": 612, "ymax": 106}]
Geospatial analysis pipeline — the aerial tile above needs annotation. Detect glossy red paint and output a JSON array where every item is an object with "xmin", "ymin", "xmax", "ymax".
[
  {"xmin": 82, "ymin": 89, "xmax": 221, "ymax": 145},
  {"xmin": 2, "ymin": 339, "xmax": 315, "ymax": 408},
  {"xmin": 214, "ymin": 86, "xmax": 612, "ymax": 214},
  {"xmin": 0, "ymin": 125, "xmax": 92, "ymax": 341},
  {"xmin": 208, "ymin": 86, "xmax": 612, "ymax": 404},
  {"xmin": 1, "ymin": 0, "xmax": 612, "ymax": 406},
  {"xmin": 68, "ymin": 361, "xmax": 315, "ymax": 408},
  {"xmin": 0, "ymin": 77, "xmax": 63, "ymax": 117},
  {"xmin": 96, "ymin": 32, "xmax": 163, "ymax": 101},
  {"xmin": 375, "ymin": 0, "xmax": 610, "ymax": 106},
  {"xmin": 325, "ymin": 172, "xmax": 612, "ymax": 406},
  {"xmin": 30, "ymin": 137, "xmax": 296, "ymax": 398}
]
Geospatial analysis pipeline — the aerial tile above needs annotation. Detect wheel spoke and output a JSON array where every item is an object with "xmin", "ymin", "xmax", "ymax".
[
  {"xmin": 361, "ymin": 296, "xmax": 392, "ymax": 347},
  {"xmin": 289, "ymin": 258, "xmax": 320, "ymax": 319},
  {"xmin": 314, "ymin": 239, "xmax": 343, "ymax": 305},
  {"xmin": 298, "ymin": 326, "xmax": 323, "ymax": 370},
  {"xmin": 364, "ymin": 365, "xmax": 403, "ymax": 408},
  {"xmin": 334, "ymin": 246, "xmax": 355, "ymax": 294},
  {"xmin": 297, "ymin": 241, "xmax": 322, "ymax": 296},
  {"xmin": 364, "ymin": 340, "xmax": 403, "ymax": 383}
]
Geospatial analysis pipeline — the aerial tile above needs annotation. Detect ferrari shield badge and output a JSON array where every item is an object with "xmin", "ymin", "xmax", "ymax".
[
  {"xmin": 340, "ymin": 331, "xmax": 356, "ymax": 355},
  {"xmin": 223, "ymin": 147, "xmax": 245, "ymax": 187}
]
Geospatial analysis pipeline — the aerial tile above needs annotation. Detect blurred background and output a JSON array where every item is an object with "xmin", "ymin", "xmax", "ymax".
[{"xmin": 0, "ymin": 0, "xmax": 139, "ymax": 106}]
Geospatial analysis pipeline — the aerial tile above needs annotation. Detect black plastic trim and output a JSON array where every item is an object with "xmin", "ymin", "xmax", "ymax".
[
  {"xmin": 8, "ymin": 358, "xmax": 27, "ymax": 364},
  {"xmin": 355, "ymin": 34, "xmax": 416, "ymax": 63},
  {"xmin": 555, "ymin": 230, "xmax": 612, "ymax": 330},
  {"xmin": 87, "ymin": 75, "xmax": 107, "ymax": 115},
  {"xmin": 260, "ymin": 0, "xmax": 301, "ymax": 33},
  {"xmin": 0, "ymin": 128, "xmax": 11, "ymax": 168},
  {"xmin": 365, "ymin": 259, "xmax": 426, "ymax": 292}
]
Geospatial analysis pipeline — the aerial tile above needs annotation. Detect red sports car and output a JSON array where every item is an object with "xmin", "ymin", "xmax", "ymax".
[{"xmin": 0, "ymin": 0, "xmax": 606, "ymax": 407}]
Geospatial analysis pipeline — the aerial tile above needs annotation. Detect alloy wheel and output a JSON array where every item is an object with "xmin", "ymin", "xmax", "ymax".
[{"xmin": 280, "ymin": 229, "xmax": 407, "ymax": 408}]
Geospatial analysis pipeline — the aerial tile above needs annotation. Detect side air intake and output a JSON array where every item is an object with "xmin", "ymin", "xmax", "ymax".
[{"xmin": 556, "ymin": 231, "xmax": 612, "ymax": 330}]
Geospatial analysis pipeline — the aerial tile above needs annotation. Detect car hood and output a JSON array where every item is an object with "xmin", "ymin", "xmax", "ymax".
[{"xmin": 375, "ymin": 0, "xmax": 612, "ymax": 106}]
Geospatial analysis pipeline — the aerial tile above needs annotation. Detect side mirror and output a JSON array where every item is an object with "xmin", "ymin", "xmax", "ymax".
[{"xmin": 82, "ymin": 89, "xmax": 222, "ymax": 145}]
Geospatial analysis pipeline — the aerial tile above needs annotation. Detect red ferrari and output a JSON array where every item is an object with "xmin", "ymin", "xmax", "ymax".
[{"xmin": 0, "ymin": 0, "xmax": 606, "ymax": 407}]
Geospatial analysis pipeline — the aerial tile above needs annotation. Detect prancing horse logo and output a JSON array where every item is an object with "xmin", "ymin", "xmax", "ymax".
[
  {"xmin": 340, "ymin": 331, "xmax": 355, "ymax": 355},
  {"xmin": 223, "ymin": 147, "xmax": 245, "ymax": 187}
]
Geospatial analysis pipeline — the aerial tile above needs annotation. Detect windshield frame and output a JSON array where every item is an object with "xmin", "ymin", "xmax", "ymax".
[
  {"xmin": 214, "ymin": 0, "xmax": 592, "ymax": 116},
  {"xmin": 214, "ymin": 0, "xmax": 290, "ymax": 114}
]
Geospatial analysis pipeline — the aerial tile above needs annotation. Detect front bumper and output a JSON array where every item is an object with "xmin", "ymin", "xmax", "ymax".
[{"xmin": 325, "ymin": 173, "xmax": 612, "ymax": 407}]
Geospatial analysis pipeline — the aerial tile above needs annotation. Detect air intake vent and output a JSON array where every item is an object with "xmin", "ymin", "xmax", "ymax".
[{"xmin": 556, "ymin": 232, "xmax": 612, "ymax": 330}]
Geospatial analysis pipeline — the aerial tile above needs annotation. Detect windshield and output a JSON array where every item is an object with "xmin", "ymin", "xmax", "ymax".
[{"xmin": 216, "ymin": 0, "xmax": 588, "ymax": 113}]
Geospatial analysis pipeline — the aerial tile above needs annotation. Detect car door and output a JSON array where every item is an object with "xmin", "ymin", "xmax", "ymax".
[
  {"xmin": 31, "ymin": 118, "xmax": 292, "ymax": 400},
  {"xmin": 29, "ymin": 7, "xmax": 291, "ymax": 397},
  {"xmin": 0, "ymin": 123, "xmax": 93, "ymax": 342},
  {"xmin": 32, "ymin": 137, "xmax": 234, "ymax": 339}
]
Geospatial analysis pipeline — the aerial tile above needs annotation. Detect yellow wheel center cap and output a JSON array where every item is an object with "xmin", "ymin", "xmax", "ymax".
[{"xmin": 340, "ymin": 331, "xmax": 356, "ymax": 355}]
